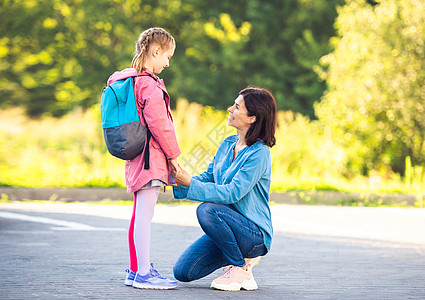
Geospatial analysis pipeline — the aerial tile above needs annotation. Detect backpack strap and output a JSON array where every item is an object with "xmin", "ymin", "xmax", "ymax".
[
  {"xmin": 144, "ymin": 130, "xmax": 152, "ymax": 169},
  {"xmin": 132, "ymin": 74, "xmax": 153, "ymax": 170}
]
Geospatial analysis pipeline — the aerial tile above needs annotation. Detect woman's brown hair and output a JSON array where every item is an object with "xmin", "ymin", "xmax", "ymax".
[
  {"xmin": 131, "ymin": 28, "xmax": 175, "ymax": 73},
  {"xmin": 240, "ymin": 87, "xmax": 277, "ymax": 148}
]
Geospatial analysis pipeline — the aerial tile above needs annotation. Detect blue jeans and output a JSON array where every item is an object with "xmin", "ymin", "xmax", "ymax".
[{"xmin": 173, "ymin": 202, "xmax": 268, "ymax": 282}]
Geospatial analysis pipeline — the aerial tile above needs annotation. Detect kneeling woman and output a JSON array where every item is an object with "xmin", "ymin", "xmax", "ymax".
[{"xmin": 172, "ymin": 87, "xmax": 277, "ymax": 291}]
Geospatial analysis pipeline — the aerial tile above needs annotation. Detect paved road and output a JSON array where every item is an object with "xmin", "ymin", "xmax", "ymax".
[{"xmin": 0, "ymin": 201, "xmax": 424, "ymax": 299}]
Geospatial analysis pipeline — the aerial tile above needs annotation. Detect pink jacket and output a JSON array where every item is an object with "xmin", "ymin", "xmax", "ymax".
[{"xmin": 107, "ymin": 68, "xmax": 181, "ymax": 193}]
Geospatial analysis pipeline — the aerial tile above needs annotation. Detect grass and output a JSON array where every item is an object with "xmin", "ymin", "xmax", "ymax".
[{"xmin": 0, "ymin": 101, "xmax": 424, "ymax": 205}]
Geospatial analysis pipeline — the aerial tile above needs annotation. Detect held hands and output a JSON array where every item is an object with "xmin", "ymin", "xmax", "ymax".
[{"xmin": 168, "ymin": 159, "xmax": 191, "ymax": 187}]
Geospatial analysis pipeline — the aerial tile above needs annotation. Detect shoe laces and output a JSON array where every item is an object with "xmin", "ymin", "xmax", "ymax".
[
  {"xmin": 222, "ymin": 266, "xmax": 237, "ymax": 278},
  {"xmin": 150, "ymin": 268, "xmax": 167, "ymax": 279}
]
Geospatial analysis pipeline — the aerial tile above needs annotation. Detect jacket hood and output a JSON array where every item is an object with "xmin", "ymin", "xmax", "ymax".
[{"xmin": 107, "ymin": 68, "xmax": 139, "ymax": 85}]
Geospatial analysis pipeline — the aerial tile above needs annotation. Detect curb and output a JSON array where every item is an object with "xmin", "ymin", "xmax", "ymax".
[{"xmin": 0, "ymin": 187, "xmax": 420, "ymax": 206}]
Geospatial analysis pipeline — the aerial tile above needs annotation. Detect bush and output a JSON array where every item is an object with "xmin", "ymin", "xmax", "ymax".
[
  {"xmin": 1, "ymin": 101, "xmax": 424, "ymax": 195},
  {"xmin": 315, "ymin": 0, "xmax": 425, "ymax": 176}
]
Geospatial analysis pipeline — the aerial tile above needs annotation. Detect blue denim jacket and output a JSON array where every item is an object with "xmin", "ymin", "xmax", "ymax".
[{"xmin": 173, "ymin": 134, "xmax": 273, "ymax": 250}]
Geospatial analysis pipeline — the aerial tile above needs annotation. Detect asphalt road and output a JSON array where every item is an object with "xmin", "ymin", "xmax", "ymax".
[{"xmin": 0, "ymin": 201, "xmax": 424, "ymax": 299}]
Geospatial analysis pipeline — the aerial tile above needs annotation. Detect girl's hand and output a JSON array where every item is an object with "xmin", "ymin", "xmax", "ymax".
[
  {"xmin": 168, "ymin": 159, "xmax": 181, "ymax": 172},
  {"xmin": 174, "ymin": 167, "xmax": 192, "ymax": 187},
  {"xmin": 168, "ymin": 159, "xmax": 181, "ymax": 187}
]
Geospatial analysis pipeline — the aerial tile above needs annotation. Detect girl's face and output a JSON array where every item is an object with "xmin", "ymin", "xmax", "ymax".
[
  {"xmin": 151, "ymin": 44, "xmax": 175, "ymax": 74},
  {"xmin": 227, "ymin": 95, "xmax": 256, "ymax": 132}
]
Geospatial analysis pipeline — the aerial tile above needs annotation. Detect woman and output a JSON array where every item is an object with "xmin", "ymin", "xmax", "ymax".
[{"xmin": 171, "ymin": 86, "xmax": 277, "ymax": 291}]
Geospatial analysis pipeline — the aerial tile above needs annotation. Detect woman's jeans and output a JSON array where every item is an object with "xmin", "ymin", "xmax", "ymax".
[{"xmin": 173, "ymin": 202, "xmax": 268, "ymax": 282}]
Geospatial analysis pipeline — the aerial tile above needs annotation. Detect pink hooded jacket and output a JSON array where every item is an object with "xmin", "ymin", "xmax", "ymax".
[{"xmin": 107, "ymin": 68, "xmax": 181, "ymax": 193}]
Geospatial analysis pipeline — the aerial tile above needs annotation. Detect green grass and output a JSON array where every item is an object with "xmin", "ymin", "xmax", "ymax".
[{"xmin": 0, "ymin": 102, "xmax": 424, "ymax": 201}]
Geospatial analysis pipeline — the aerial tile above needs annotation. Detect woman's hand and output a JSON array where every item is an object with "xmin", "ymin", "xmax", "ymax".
[{"xmin": 173, "ymin": 166, "xmax": 192, "ymax": 187}]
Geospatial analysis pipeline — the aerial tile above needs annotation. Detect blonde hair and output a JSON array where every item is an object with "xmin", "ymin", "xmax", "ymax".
[{"xmin": 131, "ymin": 27, "xmax": 175, "ymax": 73}]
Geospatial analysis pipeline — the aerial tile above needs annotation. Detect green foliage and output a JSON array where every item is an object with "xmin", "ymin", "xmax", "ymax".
[
  {"xmin": 0, "ymin": 0, "xmax": 174, "ymax": 116},
  {"xmin": 334, "ymin": 196, "xmax": 406, "ymax": 207},
  {"xmin": 2, "ymin": 0, "xmax": 424, "ymax": 198},
  {"xmin": 0, "ymin": 107, "xmax": 124, "ymax": 187},
  {"xmin": 0, "ymin": 194, "xmax": 10, "ymax": 203},
  {"xmin": 315, "ymin": 0, "xmax": 425, "ymax": 176},
  {"xmin": 1, "ymin": 105, "xmax": 424, "ymax": 197},
  {"xmin": 170, "ymin": 0, "xmax": 344, "ymax": 117},
  {"xmin": 0, "ymin": 0, "xmax": 342, "ymax": 117}
]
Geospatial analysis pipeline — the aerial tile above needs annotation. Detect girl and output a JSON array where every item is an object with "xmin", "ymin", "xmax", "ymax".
[
  {"xmin": 172, "ymin": 87, "xmax": 277, "ymax": 291},
  {"xmin": 106, "ymin": 28, "xmax": 180, "ymax": 290}
]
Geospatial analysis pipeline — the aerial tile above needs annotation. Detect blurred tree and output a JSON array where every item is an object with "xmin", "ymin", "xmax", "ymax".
[
  {"xmin": 169, "ymin": 0, "xmax": 344, "ymax": 117},
  {"xmin": 0, "ymin": 0, "xmax": 342, "ymax": 117},
  {"xmin": 315, "ymin": 0, "xmax": 425, "ymax": 175},
  {"xmin": 0, "ymin": 0, "xmax": 177, "ymax": 116}
]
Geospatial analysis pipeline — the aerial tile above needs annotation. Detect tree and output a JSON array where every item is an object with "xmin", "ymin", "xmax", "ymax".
[
  {"xmin": 315, "ymin": 0, "xmax": 425, "ymax": 175},
  {"xmin": 0, "ymin": 0, "xmax": 179, "ymax": 117},
  {"xmin": 1, "ymin": 0, "xmax": 342, "ymax": 117},
  {"xmin": 169, "ymin": 0, "xmax": 344, "ymax": 117}
]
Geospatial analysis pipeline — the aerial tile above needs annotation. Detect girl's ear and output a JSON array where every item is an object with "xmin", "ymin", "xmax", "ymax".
[
  {"xmin": 250, "ymin": 116, "xmax": 256, "ymax": 124},
  {"xmin": 152, "ymin": 45, "xmax": 161, "ymax": 58}
]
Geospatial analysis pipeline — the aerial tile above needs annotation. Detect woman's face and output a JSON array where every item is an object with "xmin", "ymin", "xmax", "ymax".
[{"xmin": 227, "ymin": 95, "xmax": 255, "ymax": 132}]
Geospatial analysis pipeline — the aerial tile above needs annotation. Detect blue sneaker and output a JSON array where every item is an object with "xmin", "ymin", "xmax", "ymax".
[
  {"xmin": 132, "ymin": 264, "xmax": 177, "ymax": 289},
  {"xmin": 124, "ymin": 269, "xmax": 136, "ymax": 286}
]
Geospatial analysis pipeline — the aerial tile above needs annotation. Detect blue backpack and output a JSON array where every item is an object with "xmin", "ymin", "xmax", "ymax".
[{"xmin": 100, "ymin": 76, "xmax": 151, "ymax": 167}]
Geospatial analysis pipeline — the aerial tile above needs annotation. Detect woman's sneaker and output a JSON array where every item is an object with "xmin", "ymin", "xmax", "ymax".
[
  {"xmin": 210, "ymin": 256, "xmax": 262, "ymax": 291},
  {"xmin": 210, "ymin": 265, "xmax": 258, "ymax": 291},
  {"xmin": 124, "ymin": 269, "xmax": 136, "ymax": 286},
  {"xmin": 132, "ymin": 264, "xmax": 177, "ymax": 290}
]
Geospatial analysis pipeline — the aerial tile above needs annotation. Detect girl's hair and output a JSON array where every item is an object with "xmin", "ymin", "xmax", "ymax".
[
  {"xmin": 131, "ymin": 28, "xmax": 175, "ymax": 73},
  {"xmin": 240, "ymin": 86, "xmax": 277, "ymax": 148}
]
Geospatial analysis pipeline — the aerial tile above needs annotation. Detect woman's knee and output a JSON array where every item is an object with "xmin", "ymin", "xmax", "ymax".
[
  {"xmin": 196, "ymin": 202, "xmax": 219, "ymax": 223},
  {"xmin": 173, "ymin": 260, "xmax": 191, "ymax": 282}
]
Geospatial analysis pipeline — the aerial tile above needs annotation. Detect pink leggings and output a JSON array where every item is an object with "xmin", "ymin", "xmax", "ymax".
[{"xmin": 128, "ymin": 187, "xmax": 160, "ymax": 275}]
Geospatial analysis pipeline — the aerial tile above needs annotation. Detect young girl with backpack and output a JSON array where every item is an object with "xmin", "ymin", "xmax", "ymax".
[{"xmin": 106, "ymin": 28, "xmax": 180, "ymax": 290}]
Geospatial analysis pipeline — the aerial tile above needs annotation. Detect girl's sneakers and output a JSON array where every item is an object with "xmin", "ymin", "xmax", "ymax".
[
  {"xmin": 210, "ymin": 257, "xmax": 262, "ymax": 291},
  {"xmin": 131, "ymin": 264, "xmax": 177, "ymax": 290},
  {"xmin": 124, "ymin": 269, "xmax": 136, "ymax": 286}
]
